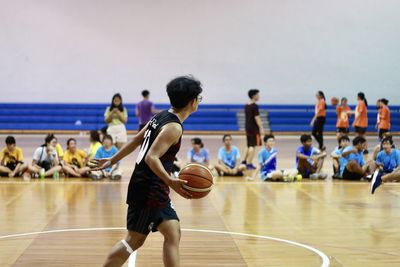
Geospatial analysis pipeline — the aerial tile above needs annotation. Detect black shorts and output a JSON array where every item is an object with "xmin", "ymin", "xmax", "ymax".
[
  {"xmin": 342, "ymin": 168, "xmax": 364, "ymax": 180},
  {"xmin": 246, "ymin": 134, "xmax": 261, "ymax": 147},
  {"xmin": 378, "ymin": 128, "xmax": 389, "ymax": 140},
  {"xmin": 337, "ymin": 127, "xmax": 349, "ymax": 134},
  {"xmin": 354, "ymin": 126, "xmax": 367, "ymax": 135},
  {"xmin": 127, "ymin": 201, "xmax": 179, "ymax": 235}
]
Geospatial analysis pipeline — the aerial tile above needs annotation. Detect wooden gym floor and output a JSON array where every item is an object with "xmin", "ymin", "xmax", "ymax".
[{"xmin": 0, "ymin": 134, "xmax": 399, "ymax": 267}]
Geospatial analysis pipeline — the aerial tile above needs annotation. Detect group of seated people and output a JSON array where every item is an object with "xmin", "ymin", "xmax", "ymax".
[
  {"xmin": 1, "ymin": 131, "xmax": 399, "ymax": 191},
  {"xmin": 0, "ymin": 131, "xmax": 122, "ymax": 180}
]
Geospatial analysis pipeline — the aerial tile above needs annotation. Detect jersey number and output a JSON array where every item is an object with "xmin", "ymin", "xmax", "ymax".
[{"xmin": 136, "ymin": 129, "xmax": 151, "ymax": 164}]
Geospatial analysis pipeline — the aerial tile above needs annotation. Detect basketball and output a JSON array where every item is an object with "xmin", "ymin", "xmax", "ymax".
[
  {"xmin": 179, "ymin": 163, "xmax": 214, "ymax": 199},
  {"xmin": 331, "ymin": 97, "xmax": 339, "ymax": 106}
]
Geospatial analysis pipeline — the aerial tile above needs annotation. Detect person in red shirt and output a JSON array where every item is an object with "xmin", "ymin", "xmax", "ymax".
[
  {"xmin": 336, "ymin": 97, "xmax": 351, "ymax": 139},
  {"xmin": 352, "ymin": 92, "xmax": 368, "ymax": 138},
  {"xmin": 377, "ymin": 98, "xmax": 390, "ymax": 140},
  {"xmin": 310, "ymin": 91, "xmax": 327, "ymax": 150}
]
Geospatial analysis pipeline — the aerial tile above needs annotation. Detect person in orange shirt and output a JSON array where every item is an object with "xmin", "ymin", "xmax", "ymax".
[
  {"xmin": 352, "ymin": 92, "xmax": 368, "ymax": 138},
  {"xmin": 336, "ymin": 97, "xmax": 352, "ymax": 139},
  {"xmin": 377, "ymin": 98, "xmax": 390, "ymax": 140},
  {"xmin": 310, "ymin": 91, "xmax": 327, "ymax": 150}
]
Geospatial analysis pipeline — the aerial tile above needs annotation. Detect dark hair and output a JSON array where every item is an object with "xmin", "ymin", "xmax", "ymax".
[
  {"xmin": 90, "ymin": 130, "xmax": 101, "ymax": 143},
  {"xmin": 67, "ymin": 138, "xmax": 76, "ymax": 147},
  {"xmin": 357, "ymin": 92, "xmax": 368, "ymax": 108},
  {"xmin": 263, "ymin": 134, "xmax": 275, "ymax": 143},
  {"xmin": 300, "ymin": 134, "xmax": 312, "ymax": 143},
  {"xmin": 248, "ymin": 89, "xmax": 260, "ymax": 99},
  {"xmin": 353, "ymin": 136, "xmax": 366, "ymax": 146},
  {"xmin": 102, "ymin": 134, "xmax": 113, "ymax": 143},
  {"xmin": 222, "ymin": 134, "xmax": 232, "ymax": 142},
  {"xmin": 166, "ymin": 76, "xmax": 202, "ymax": 109},
  {"xmin": 341, "ymin": 97, "xmax": 347, "ymax": 103},
  {"xmin": 110, "ymin": 93, "xmax": 124, "ymax": 112},
  {"xmin": 317, "ymin": 91, "xmax": 327, "ymax": 109},
  {"xmin": 44, "ymin": 133, "xmax": 56, "ymax": 146},
  {"xmin": 381, "ymin": 136, "xmax": 394, "ymax": 146},
  {"xmin": 380, "ymin": 98, "xmax": 389, "ymax": 106},
  {"xmin": 5, "ymin": 136, "xmax": 16, "ymax": 145},
  {"xmin": 142, "ymin": 90, "xmax": 150, "ymax": 98},
  {"xmin": 338, "ymin": 135, "xmax": 350, "ymax": 144},
  {"xmin": 191, "ymin": 138, "xmax": 204, "ymax": 148}
]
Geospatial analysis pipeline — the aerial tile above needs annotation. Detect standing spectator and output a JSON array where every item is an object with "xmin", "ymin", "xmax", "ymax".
[
  {"xmin": 310, "ymin": 91, "xmax": 327, "ymax": 150},
  {"xmin": 63, "ymin": 138, "xmax": 91, "ymax": 177},
  {"xmin": 31, "ymin": 134, "xmax": 62, "ymax": 178},
  {"xmin": 136, "ymin": 90, "xmax": 157, "ymax": 131},
  {"xmin": 215, "ymin": 135, "xmax": 247, "ymax": 176},
  {"xmin": 0, "ymin": 136, "xmax": 31, "ymax": 178},
  {"xmin": 88, "ymin": 130, "xmax": 102, "ymax": 159},
  {"xmin": 353, "ymin": 92, "xmax": 368, "ymax": 138},
  {"xmin": 377, "ymin": 98, "xmax": 390, "ymax": 140},
  {"xmin": 243, "ymin": 89, "xmax": 264, "ymax": 170},
  {"xmin": 104, "ymin": 93, "xmax": 128, "ymax": 149},
  {"xmin": 336, "ymin": 97, "xmax": 351, "ymax": 139}
]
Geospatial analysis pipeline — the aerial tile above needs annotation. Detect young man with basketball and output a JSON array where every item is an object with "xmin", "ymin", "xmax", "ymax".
[
  {"xmin": 94, "ymin": 76, "xmax": 202, "ymax": 267},
  {"xmin": 243, "ymin": 89, "xmax": 264, "ymax": 170}
]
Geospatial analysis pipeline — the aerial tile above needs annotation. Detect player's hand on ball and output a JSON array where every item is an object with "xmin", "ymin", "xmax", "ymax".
[
  {"xmin": 168, "ymin": 178, "xmax": 192, "ymax": 199},
  {"xmin": 88, "ymin": 158, "xmax": 111, "ymax": 170}
]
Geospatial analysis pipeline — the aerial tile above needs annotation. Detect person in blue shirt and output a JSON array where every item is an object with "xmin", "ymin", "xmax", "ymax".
[
  {"xmin": 249, "ymin": 134, "xmax": 298, "ymax": 181},
  {"xmin": 187, "ymin": 138, "xmax": 210, "ymax": 165},
  {"xmin": 340, "ymin": 136, "xmax": 370, "ymax": 180},
  {"xmin": 330, "ymin": 135, "xmax": 350, "ymax": 178},
  {"xmin": 296, "ymin": 134, "xmax": 327, "ymax": 179},
  {"xmin": 90, "ymin": 134, "xmax": 122, "ymax": 180},
  {"xmin": 215, "ymin": 134, "xmax": 246, "ymax": 176},
  {"xmin": 371, "ymin": 137, "xmax": 400, "ymax": 194}
]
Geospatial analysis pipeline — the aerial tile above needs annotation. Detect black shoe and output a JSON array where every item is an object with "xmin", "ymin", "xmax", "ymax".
[{"xmin": 363, "ymin": 150, "xmax": 369, "ymax": 155}]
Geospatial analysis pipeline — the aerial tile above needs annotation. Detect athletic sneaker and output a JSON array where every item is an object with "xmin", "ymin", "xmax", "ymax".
[
  {"xmin": 310, "ymin": 174, "xmax": 319, "ymax": 180},
  {"xmin": 90, "ymin": 172, "xmax": 102, "ymax": 180},
  {"xmin": 318, "ymin": 173, "xmax": 328, "ymax": 180},
  {"xmin": 371, "ymin": 170, "xmax": 383, "ymax": 194},
  {"xmin": 332, "ymin": 172, "xmax": 342, "ymax": 179},
  {"xmin": 363, "ymin": 150, "xmax": 369, "ymax": 155},
  {"xmin": 246, "ymin": 164, "xmax": 256, "ymax": 170}
]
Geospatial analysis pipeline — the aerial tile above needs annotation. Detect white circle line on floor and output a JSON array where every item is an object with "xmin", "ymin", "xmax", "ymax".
[{"xmin": 0, "ymin": 227, "xmax": 330, "ymax": 267}]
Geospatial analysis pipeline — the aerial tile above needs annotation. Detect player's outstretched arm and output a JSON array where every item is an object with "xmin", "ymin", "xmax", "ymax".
[
  {"xmin": 145, "ymin": 123, "xmax": 192, "ymax": 199},
  {"xmin": 91, "ymin": 123, "xmax": 149, "ymax": 170}
]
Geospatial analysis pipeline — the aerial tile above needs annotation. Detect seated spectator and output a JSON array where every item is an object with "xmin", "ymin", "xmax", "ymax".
[
  {"xmin": 90, "ymin": 134, "xmax": 122, "ymax": 180},
  {"xmin": 371, "ymin": 137, "xmax": 400, "ymax": 194},
  {"xmin": 31, "ymin": 134, "xmax": 62, "ymax": 178},
  {"xmin": 372, "ymin": 132, "xmax": 395, "ymax": 161},
  {"xmin": 296, "ymin": 134, "xmax": 327, "ymax": 179},
  {"xmin": 249, "ymin": 134, "xmax": 298, "ymax": 181},
  {"xmin": 63, "ymin": 138, "xmax": 91, "ymax": 177},
  {"xmin": 340, "ymin": 136, "xmax": 370, "ymax": 180},
  {"xmin": 214, "ymin": 135, "xmax": 246, "ymax": 176},
  {"xmin": 0, "ymin": 136, "xmax": 32, "ymax": 178},
  {"xmin": 187, "ymin": 138, "xmax": 210, "ymax": 165},
  {"xmin": 88, "ymin": 130, "xmax": 102, "ymax": 159},
  {"xmin": 331, "ymin": 135, "xmax": 350, "ymax": 178}
]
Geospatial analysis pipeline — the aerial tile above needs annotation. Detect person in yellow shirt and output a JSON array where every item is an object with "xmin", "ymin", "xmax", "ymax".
[
  {"xmin": 63, "ymin": 138, "xmax": 90, "ymax": 177},
  {"xmin": 0, "ymin": 136, "xmax": 32, "ymax": 177},
  {"xmin": 104, "ymin": 93, "xmax": 128, "ymax": 149},
  {"xmin": 88, "ymin": 130, "xmax": 102, "ymax": 159}
]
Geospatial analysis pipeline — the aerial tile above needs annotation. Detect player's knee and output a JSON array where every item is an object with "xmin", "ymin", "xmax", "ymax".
[
  {"xmin": 164, "ymin": 228, "xmax": 181, "ymax": 245},
  {"xmin": 125, "ymin": 236, "xmax": 146, "ymax": 250}
]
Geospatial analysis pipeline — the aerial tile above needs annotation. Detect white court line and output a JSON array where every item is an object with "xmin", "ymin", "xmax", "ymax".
[{"xmin": 0, "ymin": 227, "xmax": 330, "ymax": 267}]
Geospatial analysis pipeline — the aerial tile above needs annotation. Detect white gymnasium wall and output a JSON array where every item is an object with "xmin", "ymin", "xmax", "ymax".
[{"xmin": 0, "ymin": 0, "xmax": 399, "ymax": 105}]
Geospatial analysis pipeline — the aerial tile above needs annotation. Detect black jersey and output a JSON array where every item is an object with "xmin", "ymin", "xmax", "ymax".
[{"xmin": 127, "ymin": 110, "xmax": 182, "ymax": 208}]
